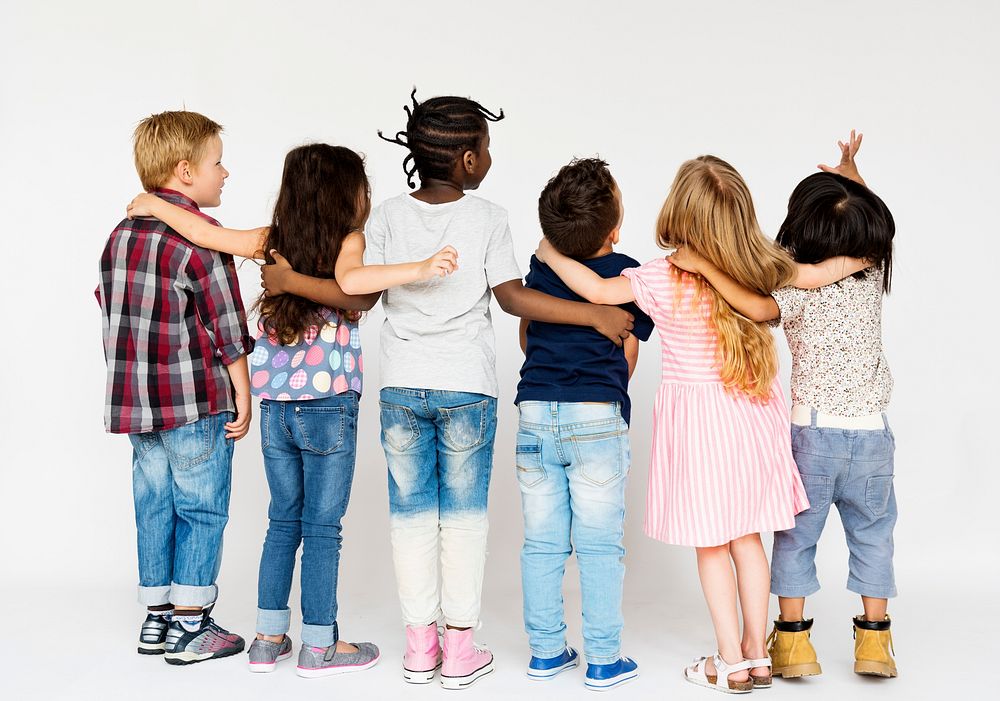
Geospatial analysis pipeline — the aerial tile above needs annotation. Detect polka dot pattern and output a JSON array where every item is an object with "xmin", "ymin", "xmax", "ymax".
[{"xmin": 249, "ymin": 310, "xmax": 363, "ymax": 402}]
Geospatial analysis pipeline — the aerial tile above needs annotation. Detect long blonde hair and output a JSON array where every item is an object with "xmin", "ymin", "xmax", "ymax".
[{"xmin": 657, "ymin": 155, "xmax": 795, "ymax": 401}]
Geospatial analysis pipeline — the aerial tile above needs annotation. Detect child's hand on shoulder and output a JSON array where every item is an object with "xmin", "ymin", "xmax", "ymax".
[
  {"xmin": 668, "ymin": 245, "xmax": 705, "ymax": 274},
  {"xmin": 261, "ymin": 250, "xmax": 294, "ymax": 297},
  {"xmin": 126, "ymin": 192, "xmax": 160, "ymax": 219},
  {"xmin": 419, "ymin": 245, "xmax": 459, "ymax": 281},
  {"xmin": 535, "ymin": 238, "xmax": 556, "ymax": 264},
  {"xmin": 818, "ymin": 129, "xmax": 866, "ymax": 186}
]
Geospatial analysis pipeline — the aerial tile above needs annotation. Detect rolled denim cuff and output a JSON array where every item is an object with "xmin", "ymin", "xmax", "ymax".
[
  {"xmin": 257, "ymin": 607, "xmax": 292, "ymax": 637},
  {"xmin": 137, "ymin": 584, "xmax": 172, "ymax": 607},
  {"xmin": 302, "ymin": 621, "xmax": 339, "ymax": 648},
  {"xmin": 847, "ymin": 576, "xmax": 897, "ymax": 599},
  {"xmin": 170, "ymin": 582, "xmax": 218, "ymax": 608},
  {"xmin": 770, "ymin": 577, "xmax": 821, "ymax": 599}
]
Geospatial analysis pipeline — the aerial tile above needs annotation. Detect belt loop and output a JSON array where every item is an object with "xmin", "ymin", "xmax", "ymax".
[{"xmin": 810, "ymin": 407, "xmax": 818, "ymax": 429}]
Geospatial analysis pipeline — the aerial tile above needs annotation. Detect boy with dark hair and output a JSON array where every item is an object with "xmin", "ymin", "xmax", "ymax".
[
  {"xmin": 514, "ymin": 158, "xmax": 654, "ymax": 691},
  {"xmin": 97, "ymin": 110, "xmax": 253, "ymax": 665}
]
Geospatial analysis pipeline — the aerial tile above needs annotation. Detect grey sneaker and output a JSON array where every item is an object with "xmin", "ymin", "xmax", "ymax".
[
  {"xmin": 296, "ymin": 641, "xmax": 381, "ymax": 678},
  {"xmin": 164, "ymin": 611, "xmax": 245, "ymax": 666},
  {"xmin": 138, "ymin": 613, "xmax": 170, "ymax": 655},
  {"xmin": 248, "ymin": 636, "xmax": 294, "ymax": 673}
]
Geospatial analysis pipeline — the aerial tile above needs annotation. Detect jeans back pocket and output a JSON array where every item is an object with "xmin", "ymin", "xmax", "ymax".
[
  {"xmin": 294, "ymin": 405, "xmax": 347, "ymax": 455},
  {"xmin": 440, "ymin": 399, "xmax": 490, "ymax": 452},
  {"xmin": 161, "ymin": 417, "xmax": 215, "ymax": 469},
  {"xmin": 571, "ymin": 424, "xmax": 627, "ymax": 486}
]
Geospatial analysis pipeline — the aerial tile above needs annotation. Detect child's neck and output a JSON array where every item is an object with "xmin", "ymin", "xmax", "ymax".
[
  {"xmin": 158, "ymin": 178, "xmax": 207, "ymax": 208},
  {"xmin": 411, "ymin": 177, "xmax": 465, "ymax": 204}
]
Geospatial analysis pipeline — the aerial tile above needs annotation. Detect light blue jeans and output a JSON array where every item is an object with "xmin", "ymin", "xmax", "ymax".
[
  {"xmin": 771, "ymin": 410, "xmax": 897, "ymax": 599},
  {"xmin": 128, "ymin": 412, "xmax": 234, "ymax": 607},
  {"xmin": 380, "ymin": 387, "xmax": 497, "ymax": 628},
  {"xmin": 256, "ymin": 393, "xmax": 359, "ymax": 648},
  {"xmin": 516, "ymin": 401, "xmax": 630, "ymax": 665}
]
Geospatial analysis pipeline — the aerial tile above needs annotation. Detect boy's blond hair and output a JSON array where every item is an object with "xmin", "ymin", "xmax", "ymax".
[{"xmin": 133, "ymin": 111, "xmax": 223, "ymax": 191}]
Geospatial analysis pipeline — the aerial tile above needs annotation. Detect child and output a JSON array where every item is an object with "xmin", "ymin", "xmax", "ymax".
[
  {"xmin": 537, "ymin": 155, "xmax": 866, "ymax": 694},
  {"xmin": 98, "ymin": 110, "xmax": 252, "ymax": 665},
  {"xmin": 670, "ymin": 133, "xmax": 899, "ymax": 679},
  {"xmin": 260, "ymin": 90, "xmax": 635, "ymax": 690},
  {"xmin": 127, "ymin": 143, "xmax": 458, "ymax": 676},
  {"xmin": 515, "ymin": 158, "xmax": 654, "ymax": 691}
]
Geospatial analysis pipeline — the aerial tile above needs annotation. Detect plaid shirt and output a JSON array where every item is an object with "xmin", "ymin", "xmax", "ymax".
[{"xmin": 97, "ymin": 189, "xmax": 254, "ymax": 434}]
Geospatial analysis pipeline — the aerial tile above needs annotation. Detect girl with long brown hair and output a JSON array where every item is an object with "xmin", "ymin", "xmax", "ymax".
[
  {"xmin": 537, "ymin": 155, "xmax": 862, "ymax": 694},
  {"xmin": 125, "ymin": 143, "xmax": 457, "ymax": 678}
]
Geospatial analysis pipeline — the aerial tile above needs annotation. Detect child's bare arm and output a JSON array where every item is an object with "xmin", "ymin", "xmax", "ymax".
[
  {"xmin": 128, "ymin": 193, "xmax": 267, "ymax": 259},
  {"xmin": 669, "ymin": 247, "xmax": 780, "ymax": 322},
  {"xmin": 492, "ymin": 280, "xmax": 634, "ymax": 348},
  {"xmin": 535, "ymin": 239, "xmax": 635, "ymax": 305},
  {"xmin": 793, "ymin": 257, "xmax": 871, "ymax": 289},
  {"xmin": 261, "ymin": 251, "xmax": 380, "ymax": 312},
  {"xmin": 818, "ymin": 130, "xmax": 866, "ymax": 186},
  {"xmin": 224, "ymin": 355, "xmax": 252, "ymax": 440},
  {"xmin": 624, "ymin": 335, "xmax": 639, "ymax": 379},
  {"xmin": 334, "ymin": 233, "xmax": 457, "ymax": 295},
  {"xmin": 519, "ymin": 318, "xmax": 529, "ymax": 354}
]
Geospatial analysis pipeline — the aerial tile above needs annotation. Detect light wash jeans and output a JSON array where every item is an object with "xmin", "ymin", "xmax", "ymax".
[
  {"xmin": 516, "ymin": 401, "xmax": 630, "ymax": 665},
  {"xmin": 255, "ymin": 393, "xmax": 360, "ymax": 648},
  {"xmin": 771, "ymin": 410, "xmax": 897, "ymax": 599},
  {"xmin": 380, "ymin": 387, "xmax": 497, "ymax": 629},
  {"xmin": 128, "ymin": 411, "xmax": 234, "ymax": 607}
]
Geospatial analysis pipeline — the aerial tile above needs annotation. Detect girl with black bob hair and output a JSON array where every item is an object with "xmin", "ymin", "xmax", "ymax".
[{"xmin": 669, "ymin": 132, "xmax": 902, "ymax": 684}]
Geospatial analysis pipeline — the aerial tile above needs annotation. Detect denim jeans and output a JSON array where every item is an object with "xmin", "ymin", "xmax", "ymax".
[
  {"xmin": 379, "ymin": 387, "xmax": 497, "ymax": 628},
  {"xmin": 771, "ymin": 410, "xmax": 897, "ymax": 599},
  {"xmin": 128, "ymin": 411, "xmax": 234, "ymax": 607},
  {"xmin": 256, "ymin": 393, "xmax": 359, "ymax": 648},
  {"xmin": 516, "ymin": 401, "xmax": 630, "ymax": 665}
]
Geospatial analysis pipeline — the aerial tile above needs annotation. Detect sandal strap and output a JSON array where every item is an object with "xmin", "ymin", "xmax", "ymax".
[
  {"xmin": 745, "ymin": 657, "xmax": 771, "ymax": 668},
  {"xmin": 713, "ymin": 654, "xmax": 753, "ymax": 685}
]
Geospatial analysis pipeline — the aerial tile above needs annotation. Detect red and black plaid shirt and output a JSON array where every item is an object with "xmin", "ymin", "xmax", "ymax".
[{"xmin": 97, "ymin": 189, "xmax": 254, "ymax": 434}]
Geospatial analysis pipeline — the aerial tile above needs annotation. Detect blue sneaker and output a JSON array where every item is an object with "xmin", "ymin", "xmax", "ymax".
[
  {"xmin": 527, "ymin": 647, "xmax": 579, "ymax": 680},
  {"xmin": 585, "ymin": 657, "xmax": 638, "ymax": 691}
]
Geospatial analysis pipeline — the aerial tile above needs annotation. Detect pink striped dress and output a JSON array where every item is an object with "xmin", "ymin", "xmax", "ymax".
[{"xmin": 622, "ymin": 258, "xmax": 808, "ymax": 547}]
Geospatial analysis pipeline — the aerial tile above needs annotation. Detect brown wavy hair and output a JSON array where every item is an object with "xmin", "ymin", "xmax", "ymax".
[
  {"xmin": 657, "ymin": 156, "xmax": 796, "ymax": 401},
  {"xmin": 254, "ymin": 144, "xmax": 369, "ymax": 345}
]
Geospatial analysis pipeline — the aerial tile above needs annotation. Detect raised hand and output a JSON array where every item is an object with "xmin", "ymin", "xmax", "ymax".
[
  {"xmin": 818, "ymin": 129, "xmax": 866, "ymax": 186},
  {"xmin": 418, "ymin": 245, "xmax": 459, "ymax": 280},
  {"xmin": 126, "ymin": 192, "xmax": 160, "ymax": 219},
  {"xmin": 261, "ymin": 250, "xmax": 294, "ymax": 297}
]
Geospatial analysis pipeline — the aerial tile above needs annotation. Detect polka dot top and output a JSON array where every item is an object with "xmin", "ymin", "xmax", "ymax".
[
  {"xmin": 771, "ymin": 268, "xmax": 892, "ymax": 416},
  {"xmin": 248, "ymin": 309, "xmax": 362, "ymax": 401}
]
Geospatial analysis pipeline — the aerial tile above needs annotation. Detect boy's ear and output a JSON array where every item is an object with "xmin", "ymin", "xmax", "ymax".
[
  {"xmin": 174, "ymin": 159, "xmax": 194, "ymax": 185},
  {"xmin": 609, "ymin": 227, "xmax": 621, "ymax": 245}
]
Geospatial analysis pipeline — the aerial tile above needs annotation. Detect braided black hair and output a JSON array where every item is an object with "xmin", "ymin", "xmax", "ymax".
[{"xmin": 378, "ymin": 88, "xmax": 504, "ymax": 188}]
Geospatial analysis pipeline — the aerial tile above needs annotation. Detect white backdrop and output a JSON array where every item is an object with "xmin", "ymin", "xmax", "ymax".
[{"xmin": 2, "ymin": 2, "xmax": 998, "ymax": 699}]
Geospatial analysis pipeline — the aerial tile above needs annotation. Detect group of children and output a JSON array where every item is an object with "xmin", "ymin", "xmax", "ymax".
[{"xmin": 98, "ymin": 92, "xmax": 898, "ymax": 694}]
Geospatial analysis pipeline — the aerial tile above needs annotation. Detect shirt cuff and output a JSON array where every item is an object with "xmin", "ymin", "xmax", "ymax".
[{"xmin": 216, "ymin": 335, "xmax": 255, "ymax": 365}]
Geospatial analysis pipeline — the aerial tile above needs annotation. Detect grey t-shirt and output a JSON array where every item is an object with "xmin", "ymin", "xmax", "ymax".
[{"xmin": 364, "ymin": 193, "xmax": 522, "ymax": 397}]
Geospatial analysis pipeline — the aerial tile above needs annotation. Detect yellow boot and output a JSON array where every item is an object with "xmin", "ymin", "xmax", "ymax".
[
  {"xmin": 853, "ymin": 615, "xmax": 897, "ymax": 678},
  {"xmin": 766, "ymin": 618, "xmax": 822, "ymax": 678}
]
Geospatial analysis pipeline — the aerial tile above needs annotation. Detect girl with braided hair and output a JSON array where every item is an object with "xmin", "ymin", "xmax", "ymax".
[{"xmin": 263, "ymin": 90, "xmax": 635, "ymax": 690}]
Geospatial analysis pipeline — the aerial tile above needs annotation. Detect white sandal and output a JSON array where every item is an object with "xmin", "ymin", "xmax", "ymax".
[
  {"xmin": 684, "ymin": 654, "xmax": 754, "ymax": 694},
  {"xmin": 745, "ymin": 657, "xmax": 772, "ymax": 688}
]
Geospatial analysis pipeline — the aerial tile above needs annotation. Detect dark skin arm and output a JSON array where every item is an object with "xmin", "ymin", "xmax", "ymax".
[
  {"xmin": 493, "ymin": 279, "xmax": 633, "ymax": 347},
  {"xmin": 261, "ymin": 251, "xmax": 381, "ymax": 311}
]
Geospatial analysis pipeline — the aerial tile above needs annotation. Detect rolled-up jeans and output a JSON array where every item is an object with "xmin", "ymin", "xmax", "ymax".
[
  {"xmin": 128, "ymin": 411, "xmax": 234, "ymax": 608},
  {"xmin": 379, "ymin": 387, "xmax": 497, "ymax": 629}
]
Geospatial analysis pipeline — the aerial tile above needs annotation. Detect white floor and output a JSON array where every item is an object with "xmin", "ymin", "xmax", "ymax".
[{"xmin": 4, "ymin": 573, "xmax": 992, "ymax": 700}]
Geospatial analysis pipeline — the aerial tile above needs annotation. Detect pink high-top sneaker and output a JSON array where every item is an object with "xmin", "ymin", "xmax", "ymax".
[
  {"xmin": 403, "ymin": 623, "xmax": 441, "ymax": 684},
  {"xmin": 440, "ymin": 628, "xmax": 494, "ymax": 690}
]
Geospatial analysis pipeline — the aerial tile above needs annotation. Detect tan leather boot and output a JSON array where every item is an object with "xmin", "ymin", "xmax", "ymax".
[
  {"xmin": 853, "ymin": 615, "xmax": 897, "ymax": 678},
  {"xmin": 766, "ymin": 618, "xmax": 822, "ymax": 678}
]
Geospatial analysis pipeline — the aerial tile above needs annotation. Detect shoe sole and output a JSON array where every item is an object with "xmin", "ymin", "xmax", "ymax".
[
  {"xmin": 403, "ymin": 662, "xmax": 441, "ymax": 684},
  {"xmin": 296, "ymin": 654, "xmax": 381, "ymax": 678},
  {"xmin": 165, "ymin": 643, "xmax": 246, "ymax": 666},
  {"xmin": 528, "ymin": 659, "xmax": 580, "ymax": 680},
  {"xmin": 441, "ymin": 661, "xmax": 494, "ymax": 690},
  {"xmin": 586, "ymin": 670, "xmax": 638, "ymax": 691},
  {"xmin": 854, "ymin": 661, "xmax": 896, "ymax": 678},
  {"xmin": 248, "ymin": 650, "xmax": 293, "ymax": 673},
  {"xmin": 684, "ymin": 672, "xmax": 752, "ymax": 694},
  {"xmin": 138, "ymin": 642, "xmax": 165, "ymax": 655},
  {"xmin": 772, "ymin": 662, "xmax": 822, "ymax": 678}
]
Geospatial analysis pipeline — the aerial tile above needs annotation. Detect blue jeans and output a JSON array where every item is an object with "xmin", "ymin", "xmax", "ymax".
[
  {"xmin": 771, "ymin": 411, "xmax": 898, "ymax": 599},
  {"xmin": 128, "ymin": 412, "xmax": 234, "ymax": 607},
  {"xmin": 256, "ymin": 393, "xmax": 359, "ymax": 648},
  {"xmin": 380, "ymin": 388, "xmax": 497, "ymax": 628},
  {"xmin": 516, "ymin": 401, "xmax": 630, "ymax": 665}
]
